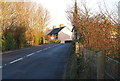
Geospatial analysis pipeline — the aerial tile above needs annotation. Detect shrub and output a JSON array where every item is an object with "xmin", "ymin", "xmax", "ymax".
[
  {"xmin": 49, "ymin": 39, "xmax": 61, "ymax": 43},
  {"xmin": 33, "ymin": 35, "xmax": 40, "ymax": 45},
  {"xmin": 54, "ymin": 39, "xmax": 61, "ymax": 43},
  {"xmin": 2, "ymin": 36, "xmax": 7, "ymax": 51},
  {"xmin": 19, "ymin": 34, "xmax": 27, "ymax": 48},
  {"xmin": 3, "ymin": 32, "xmax": 16, "ymax": 50},
  {"xmin": 39, "ymin": 37, "xmax": 44, "ymax": 44}
]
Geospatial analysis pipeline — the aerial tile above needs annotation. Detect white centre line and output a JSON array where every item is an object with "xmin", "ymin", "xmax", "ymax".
[
  {"xmin": 10, "ymin": 57, "xmax": 23, "ymax": 64},
  {"xmin": 26, "ymin": 53, "xmax": 35, "ymax": 57},
  {"xmin": 43, "ymin": 49, "xmax": 46, "ymax": 50},
  {"xmin": 36, "ymin": 51, "xmax": 40, "ymax": 53},
  {"xmin": 0, "ymin": 66, "xmax": 2, "ymax": 69},
  {"xmin": 4, "ymin": 64, "xmax": 7, "ymax": 66},
  {"xmin": 45, "ymin": 48, "xmax": 48, "ymax": 50},
  {"xmin": 38, "ymin": 50, "xmax": 42, "ymax": 52},
  {"xmin": 39, "ymin": 50, "xmax": 42, "ymax": 52},
  {"xmin": 3, "ymin": 44, "xmax": 61, "ymax": 67}
]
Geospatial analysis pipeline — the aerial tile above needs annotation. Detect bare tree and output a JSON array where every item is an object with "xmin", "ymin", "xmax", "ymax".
[
  {"xmin": 67, "ymin": 0, "xmax": 119, "ymax": 58},
  {"xmin": 1, "ymin": 1, "xmax": 51, "ymax": 50}
]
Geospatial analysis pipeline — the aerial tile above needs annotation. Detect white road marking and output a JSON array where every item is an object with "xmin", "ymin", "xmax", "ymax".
[
  {"xmin": 44, "ymin": 48, "xmax": 48, "ymax": 50},
  {"xmin": 36, "ymin": 51, "xmax": 40, "ymax": 53},
  {"xmin": 10, "ymin": 58, "xmax": 23, "ymax": 64},
  {"xmin": 4, "ymin": 64, "xmax": 7, "ymax": 66},
  {"xmin": 23, "ymin": 56, "xmax": 26, "ymax": 58},
  {"xmin": 37, "ymin": 50, "xmax": 42, "ymax": 52},
  {"xmin": 39, "ymin": 50, "xmax": 42, "ymax": 52},
  {"xmin": 43, "ymin": 49, "xmax": 46, "ymax": 50},
  {"xmin": 26, "ymin": 53, "xmax": 35, "ymax": 57},
  {"xmin": 0, "ymin": 66, "xmax": 2, "ymax": 69},
  {"xmin": 3, "ymin": 44, "xmax": 61, "ymax": 67}
]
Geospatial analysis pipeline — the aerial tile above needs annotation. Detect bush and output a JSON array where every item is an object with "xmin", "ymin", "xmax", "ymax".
[
  {"xmin": 39, "ymin": 37, "xmax": 44, "ymax": 44},
  {"xmin": 2, "ymin": 36, "xmax": 7, "ymax": 51},
  {"xmin": 14, "ymin": 33, "xmax": 27, "ymax": 48},
  {"xmin": 54, "ymin": 39, "xmax": 61, "ymax": 43},
  {"xmin": 49, "ymin": 39, "xmax": 61, "ymax": 43},
  {"xmin": 19, "ymin": 34, "xmax": 27, "ymax": 48},
  {"xmin": 3, "ymin": 32, "xmax": 16, "ymax": 51}
]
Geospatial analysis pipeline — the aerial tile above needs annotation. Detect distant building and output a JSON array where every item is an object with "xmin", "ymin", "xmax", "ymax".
[
  {"xmin": 47, "ymin": 25, "xmax": 72, "ymax": 43},
  {"xmin": 72, "ymin": 26, "xmax": 80, "ymax": 41}
]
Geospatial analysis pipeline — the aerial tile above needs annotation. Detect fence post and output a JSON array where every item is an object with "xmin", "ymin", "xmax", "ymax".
[
  {"xmin": 75, "ymin": 42, "xmax": 80, "ymax": 55},
  {"xmin": 97, "ymin": 51, "xmax": 105, "ymax": 79}
]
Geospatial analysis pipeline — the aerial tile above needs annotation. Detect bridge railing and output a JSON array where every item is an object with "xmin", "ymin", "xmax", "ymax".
[{"xmin": 80, "ymin": 48, "xmax": 120, "ymax": 79}]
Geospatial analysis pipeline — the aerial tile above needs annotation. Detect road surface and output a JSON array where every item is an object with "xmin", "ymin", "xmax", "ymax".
[{"xmin": 2, "ymin": 43, "xmax": 71, "ymax": 79}]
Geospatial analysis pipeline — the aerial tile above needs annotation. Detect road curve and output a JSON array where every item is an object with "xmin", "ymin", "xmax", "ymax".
[{"xmin": 2, "ymin": 43, "xmax": 71, "ymax": 79}]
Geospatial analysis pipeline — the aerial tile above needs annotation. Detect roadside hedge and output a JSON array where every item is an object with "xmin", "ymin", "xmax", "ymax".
[
  {"xmin": 2, "ymin": 32, "xmax": 16, "ymax": 51},
  {"xmin": 2, "ymin": 32, "xmax": 28, "ymax": 51}
]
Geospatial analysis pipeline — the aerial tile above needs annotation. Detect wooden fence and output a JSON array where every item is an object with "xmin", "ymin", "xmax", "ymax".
[{"xmin": 80, "ymin": 48, "xmax": 120, "ymax": 79}]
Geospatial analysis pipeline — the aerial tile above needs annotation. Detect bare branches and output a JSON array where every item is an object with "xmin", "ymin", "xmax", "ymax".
[
  {"xmin": 67, "ymin": 0, "xmax": 119, "ymax": 58},
  {"xmin": 1, "ymin": 1, "xmax": 51, "ymax": 46}
]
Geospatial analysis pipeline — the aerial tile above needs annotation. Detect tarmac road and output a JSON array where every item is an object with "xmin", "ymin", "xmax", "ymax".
[{"xmin": 2, "ymin": 43, "xmax": 71, "ymax": 79}]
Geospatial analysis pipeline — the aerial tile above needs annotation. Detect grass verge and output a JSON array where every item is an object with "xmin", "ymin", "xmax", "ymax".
[{"xmin": 65, "ymin": 53, "xmax": 91, "ymax": 79}]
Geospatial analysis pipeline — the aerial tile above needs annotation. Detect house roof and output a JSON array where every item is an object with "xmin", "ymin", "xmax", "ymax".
[{"xmin": 47, "ymin": 27, "xmax": 64, "ymax": 35}]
